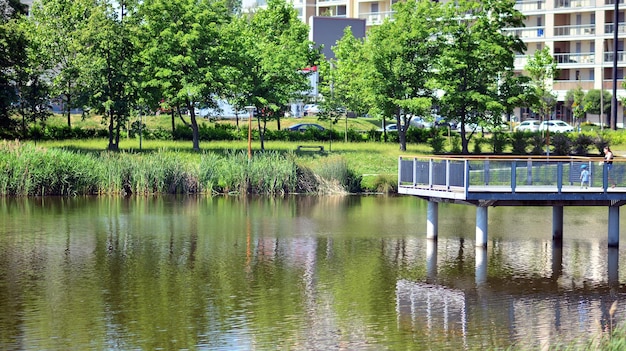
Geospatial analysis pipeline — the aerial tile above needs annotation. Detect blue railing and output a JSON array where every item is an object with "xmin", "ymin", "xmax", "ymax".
[{"xmin": 399, "ymin": 156, "xmax": 621, "ymax": 193}]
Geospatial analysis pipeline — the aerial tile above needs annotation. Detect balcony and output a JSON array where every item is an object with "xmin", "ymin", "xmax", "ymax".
[
  {"xmin": 553, "ymin": 80, "xmax": 596, "ymax": 90},
  {"xmin": 554, "ymin": 0, "xmax": 593, "ymax": 9},
  {"xmin": 604, "ymin": 51, "xmax": 626, "ymax": 63},
  {"xmin": 514, "ymin": 0, "xmax": 545, "ymax": 11},
  {"xmin": 553, "ymin": 52, "xmax": 595, "ymax": 64},
  {"xmin": 604, "ymin": 23, "xmax": 626, "ymax": 34},
  {"xmin": 554, "ymin": 24, "xmax": 595, "ymax": 36},
  {"xmin": 503, "ymin": 26, "xmax": 545, "ymax": 39},
  {"xmin": 358, "ymin": 11, "xmax": 393, "ymax": 26}
]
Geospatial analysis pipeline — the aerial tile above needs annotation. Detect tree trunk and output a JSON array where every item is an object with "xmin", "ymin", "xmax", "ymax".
[
  {"xmin": 171, "ymin": 109, "xmax": 175, "ymax": 139},
  {"xmin": 187, "ymin": 102, "xmax": 200, "ymax": 151},
  {"xmin": 107, "ymin": 110, "xmax": 117, "ymax": 151},
  {"xmin": 258, "ymin": 115, "xmax": 265, "ymax": 151},
  {"xmin": 66, "ymin": 91, "xmax": 72, "ymax": 129}
]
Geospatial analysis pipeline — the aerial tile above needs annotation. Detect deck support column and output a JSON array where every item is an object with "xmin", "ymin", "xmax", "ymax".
[
  {"xmin": 427, "ymin": 201, "xmax": 438, "ymax": 240},
  {"xmin": 552, "ymin": 206, "xmax": 563, "ymax": 241},
  {"xmin": 476, "ymin": 206, "xmax": 488, "ymax": 247},
  {"xmin": 475, "ymin": 246, "xmax": 487, "ymax": 285},
  {"xmin": 608, "ymin": 206, "xmax": 620, "ymax": 247}
]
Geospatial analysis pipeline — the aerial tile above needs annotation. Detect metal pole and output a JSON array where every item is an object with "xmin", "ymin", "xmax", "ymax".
[
  {"xmin": 612, "ymin": 0, "xmax": 618, "ymax": 130},
  {"xmin": 245, "ymin": 106, "xmax": 255, "ymax": 160}
]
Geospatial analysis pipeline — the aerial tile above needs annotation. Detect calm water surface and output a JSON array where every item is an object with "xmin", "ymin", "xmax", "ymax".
[{"xmin": 0, "ymin": 195, "xmax": 625, "ymax": 350}]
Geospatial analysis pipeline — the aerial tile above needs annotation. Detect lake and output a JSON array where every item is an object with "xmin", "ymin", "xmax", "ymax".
[{"xmin": 0, "ymin": 195, "xmax": 624, "ymax": 350}]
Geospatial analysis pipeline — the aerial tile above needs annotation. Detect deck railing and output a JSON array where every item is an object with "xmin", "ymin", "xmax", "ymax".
[{"xmin": 398, "ymin": 156, "xmax": 621, "ymax": 194}]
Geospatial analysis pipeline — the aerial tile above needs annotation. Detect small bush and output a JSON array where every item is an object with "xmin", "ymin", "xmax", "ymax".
[
  {"xmin": 490, "ymin": 131, "xmax": 509, "ymax": 154},
  {"xmin": 551, "ymin": 133, "xmax": 572, "ymax": 155},
  {"xmin": 372, "ymin": 174, "xmax": 397, "ymax": 194},
  {"xmin": 510, "ymin": 131, "xmax": 529, "ymax": 155},
  {"xmin": 572, "ymin": 133, "xmax": 595, "ymax": 155},
  {"xmin": 428, "ymin": 129, "xmax": 446, "ymax": 153},
  {"xmin": 530, "ymin": 134, "xmax": 546, "ymax": 155},
  {"xmin": 472, "ymin": 137, "xmax": 485, "ymax": 154}
]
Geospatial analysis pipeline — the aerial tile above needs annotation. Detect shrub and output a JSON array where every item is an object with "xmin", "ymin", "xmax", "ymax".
[
  {"xmin": 530, "ymin": 134, "xmax": 546, "ymax": 155},
  {"xmin": 594, "ymin": 134, "xmax": 611, "ymax": 154},
  {"xmin": 405, "ymin": 127, "xmax": 430, "ymax": 143},
  {"xmin": 371, "ymin": 174, "xmax": 397, "ymax": 194},
  {"xmin": 428, "ymin": 129, "xmax": 446, "ymax": 153},
  {"xmin": 490, "ymin": 131, "xmax": 509, "ymax": 154},
  {"xmin": 312, "ymin": 155, "xmax": 362, "ymax": 193},
  {"xmin": 449, "ymin": 134, "xmax": 462, "ymax": 154},
  {"xmin": 472, "ymin": 137, "xmax": 485, "ymax": 154},
  {"xmin": 510, "ymin": 131, "xmax": 529, "ymax": 155},
  {"xmin": 572, "ymin": 133, "xmax": 595, "ymax": 155},
  {"xmin": 551, "ymin": 133, "xmax": 572, "ymax": 155}
]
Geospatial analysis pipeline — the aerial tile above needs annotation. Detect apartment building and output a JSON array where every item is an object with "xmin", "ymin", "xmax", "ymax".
[
  {"xmin": 246, "ymin": 0, "xmax": 626, "ymax": 124},
  {"xmin": 510, "ymin": 0, "xmax": 625, "ymax": 123}
]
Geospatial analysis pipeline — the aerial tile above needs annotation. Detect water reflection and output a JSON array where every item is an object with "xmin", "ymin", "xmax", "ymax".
[{"xmin": 0, "ymin": 196, "xmax": 625, "ymax": 350}]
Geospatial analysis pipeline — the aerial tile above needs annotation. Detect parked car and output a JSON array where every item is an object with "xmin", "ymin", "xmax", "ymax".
[
  {"xmin": 287, "ymin": 123, "xmax": 325, "ymax": 132},
  {"xmin": 303, "ymin": 104, "xmax": 319, "ymax": 116},
  {"xmin": 434, "ymin": 117, "xmax": 457, "ymax": 130},
  {"xmin": 379, "ymin": 124, "xmax": 398, "ymax": 132},
  {"xmin": 515, "ymin": 119, "xmax": 541, "ymax": 132},
  {"xmin": 539, "ymin": 120, "xmax": 574, "ymax": 133},
  {"xmin": 411, "ymin": 117, "xmax": 432, "ymax": 129}
]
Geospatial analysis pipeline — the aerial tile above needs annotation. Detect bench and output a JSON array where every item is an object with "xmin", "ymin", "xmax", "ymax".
[{"xmin": 296, "ymin": 145, "xmax": 324, "ymax": 152}]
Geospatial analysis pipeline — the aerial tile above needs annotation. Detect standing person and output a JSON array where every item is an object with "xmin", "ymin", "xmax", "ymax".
[
  {"xmin": 580, "ymin": 164, "xmax": 590, "ymax": 189},
  {"xmin": 604, "ymin": 146, "xmax": 615, "ymax": 188}
]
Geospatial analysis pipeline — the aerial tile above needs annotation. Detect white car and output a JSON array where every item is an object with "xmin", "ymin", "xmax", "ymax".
[
  {"xmin": 539, "ymin": 120, "xmax": 574, "ymax": 133},
  {"xmin": 515, "ymin": 120, "xmax": 541, "ymax": 132},
  {"xmin": 379, "ymin": 124, "xmax": 398, "ymax": 132}
]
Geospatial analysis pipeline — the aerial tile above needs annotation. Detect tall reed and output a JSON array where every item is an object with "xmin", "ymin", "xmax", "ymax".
[{"xmin": 0, "ymin": 142, "xmax": 316, "ymax": 196}]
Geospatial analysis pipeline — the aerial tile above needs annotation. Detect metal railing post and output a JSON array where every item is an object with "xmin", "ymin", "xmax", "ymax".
[
  {"xmin": 511, "ymin": 160, "xmax": 517, "ymax": 193},
  {"xmin": 429, "ymin": 158, "xmax": 434, "ymax": 189},
  {"xmin": 557, "ymin": 162, "xmax": 563, "ymax": 193},
  {"xmin": 446, "ymin": 160, "xmax": 450, "ymax": 189},
  {"xmin": 464, "ymin": 160, "xmax": 470, "ymax": 197}
]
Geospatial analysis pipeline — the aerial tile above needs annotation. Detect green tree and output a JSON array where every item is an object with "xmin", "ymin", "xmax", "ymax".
[
  {"xmin": 236, "ymin": 0, "xmax": 319, "ymax": 150},
  {"xmin": 79, "ymin": 0, "xmax": 141, "ymax": 151},
  {"xmin": 0, "ymin": 0, "xmax": 28, "ymax": 131},
  {"xmin": 437, "ymin": 0, "xmax": 526, "ymax": 154},
  {"xmin": 524, "ymin": 46, "xmax": 558, "ymax": 123},
  {"xmin": 582, "ymin": 89, "xmax": 611, "ymax": 125},
  {"xmin": 138, "ymin": 0, "xmax": 233, "ymax": 151},
  {"xmin": 365, "ymin": 0, "xmax": 442, "ymax": 151},
  {"xmin": 319, "ymin": 27, "xmax": 372, "ymax": 142},
  {"xmin": 564, "ymin": 87, "xmax": 585, "ymax": 128},
  {"xmin": 29, "ymin": 0, "xmax": 93, "ymax": 128}
]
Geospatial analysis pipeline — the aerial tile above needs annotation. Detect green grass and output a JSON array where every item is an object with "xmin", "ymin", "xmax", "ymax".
[
  {"xmin": 35, "ymin": 138, "xmax": 432, "ymax": 190},
  {"xmin": 44, "ymin": 113, "xmax": 387, "ymax": 133}
]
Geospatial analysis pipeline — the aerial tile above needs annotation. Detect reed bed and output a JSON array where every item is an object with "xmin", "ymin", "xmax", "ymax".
[{"xmin": 0, "ymin": 141, "xmax": 347, "ymax": 196}]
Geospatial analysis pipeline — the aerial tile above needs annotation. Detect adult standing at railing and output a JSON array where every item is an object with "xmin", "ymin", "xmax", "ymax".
[{"xmin": 604, "ymin": 146, "xmax": 615, "ymax": 188}]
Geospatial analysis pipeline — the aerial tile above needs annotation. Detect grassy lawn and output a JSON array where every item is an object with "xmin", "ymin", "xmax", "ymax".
[
  {"xmin": 37, "ymin": 137, "xmax": 431, "ymax": 189},
  {"xmin": 40, "ymin": 113, "xmax": 426, "ymax": 186},
  {"xmin": 35, "ymin": 113, "xmax": 626, "ymax": 190},
  {"xmin": 44, "ymin": 113, "xmax": 389, "ymax": 133}
]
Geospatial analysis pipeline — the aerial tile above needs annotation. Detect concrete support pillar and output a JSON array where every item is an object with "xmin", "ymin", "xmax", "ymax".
[
  {"xmin": 552, "ymin": 206, "xmax": 563, "ymax": 241},
  {"xmin": 427, "ymin": 201, "xmax": 438, "ymax": 240},
  {"xmin": 608, "ymin": 206, "xmax": 620, "ymax": 247},
  {"xmin": 426, "ymin": 240, "xmax": 437, "ymax": 281},
  {"xmin": 476, "ymin": 206, "xmax": 488, "ymax": 247},
  {"xmin": 551, "ymin": 241, "xmax": 563, "ymax": 279},
  {"xmin": 475, "ymin": 246, "xmax": 488, "ymax": 285},
  {"xmin": 608, "ymin": 247, "xmax": 619, "ymax": 288}
]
